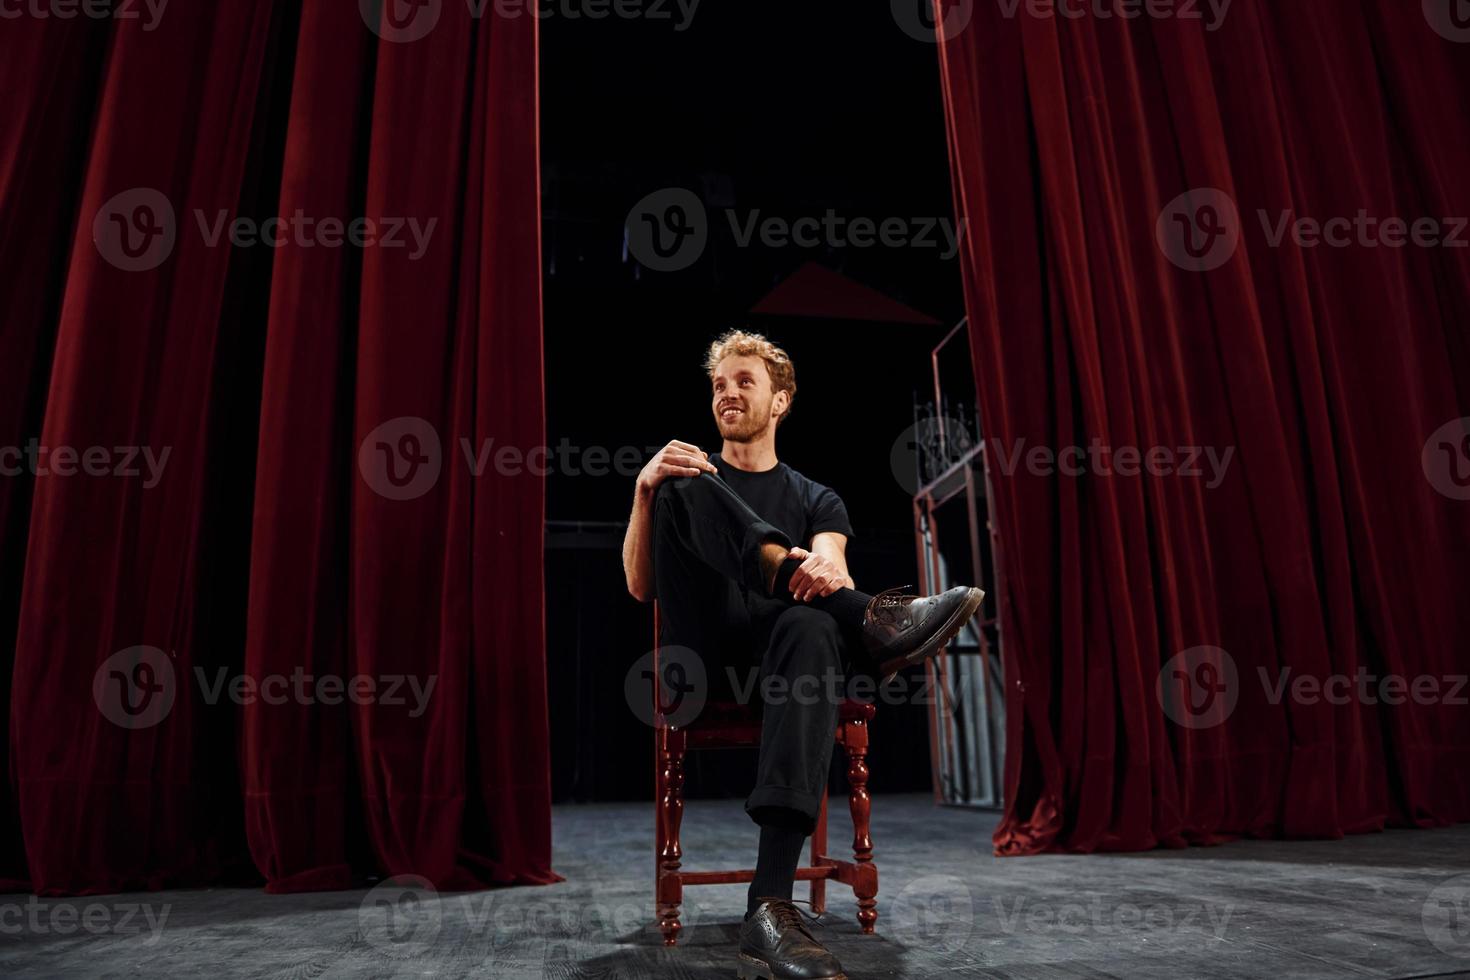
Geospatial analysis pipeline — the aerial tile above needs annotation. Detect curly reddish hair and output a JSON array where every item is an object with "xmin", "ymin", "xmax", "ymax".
[{"xmin": 704, "ymin": 330, "xmax": 797, "ymax": 426}]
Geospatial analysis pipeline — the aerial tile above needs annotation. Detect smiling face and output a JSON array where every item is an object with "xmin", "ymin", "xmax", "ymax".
[{"xmin": 711, "ymin": 354, "xmax": 789, "ymax": 443}]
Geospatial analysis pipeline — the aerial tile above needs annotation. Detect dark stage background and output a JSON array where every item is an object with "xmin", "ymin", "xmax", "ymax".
[{"xmin": 539, "ymin": 6, "xmax": 970, "ymax": 806}]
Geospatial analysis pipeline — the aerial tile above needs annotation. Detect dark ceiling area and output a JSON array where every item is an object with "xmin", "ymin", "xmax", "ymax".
[{"xmin": 541, "ymin": 1, "xmax": 968, "ymax": 525}]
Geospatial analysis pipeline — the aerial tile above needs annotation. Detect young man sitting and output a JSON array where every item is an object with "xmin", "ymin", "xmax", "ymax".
[{"xmin": 623, "ymin": 330, "xmax": 983, "ymax": 980}]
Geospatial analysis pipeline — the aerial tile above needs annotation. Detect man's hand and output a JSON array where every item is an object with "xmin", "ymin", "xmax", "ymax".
[
  {"xmin": 635, "ymin": 439, "xmax": 717, "ymax": 497},
  {"xmin": 782, "ymin": 546, "xmax": 851, "ymax": 601},
  {"xmin": 625, "ymin": 440, "xmax": 717, "ymax": 602}
]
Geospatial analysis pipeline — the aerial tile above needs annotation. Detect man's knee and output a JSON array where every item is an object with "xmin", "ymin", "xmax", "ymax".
[{"xmin": 654, "ymin": 472, "xmax": 712, "ymax": 504}]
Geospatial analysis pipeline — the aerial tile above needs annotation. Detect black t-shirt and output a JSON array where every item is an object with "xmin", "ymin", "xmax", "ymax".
[{"xmin": 709, "ymin": 453, "xmax": 854, "ymax": 546}]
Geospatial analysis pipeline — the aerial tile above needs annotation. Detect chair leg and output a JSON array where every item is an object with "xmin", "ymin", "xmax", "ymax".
[
  {"xmin": 653, "ymin": 724, "xmax": 665, "ymax": 932},
  {"xmin": 657, "ymin": 727, "xmax": 687, "ymax": 946},
  {"xmin": 809, "ymin": 791, "xmax": 828, "ymax": 915},
  {"xmin": 844, "ymin": 719, "xmax": 877, "ymax": 934}
]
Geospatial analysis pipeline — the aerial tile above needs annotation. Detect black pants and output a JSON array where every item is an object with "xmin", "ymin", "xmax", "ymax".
[{"xmin": 653, "ymin": 472, "xmax": 855, "ymax": 835}]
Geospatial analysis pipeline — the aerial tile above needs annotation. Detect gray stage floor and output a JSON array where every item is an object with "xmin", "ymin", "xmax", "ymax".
[{"xmin": 2, "ymin": 793, "xmax": 1469, "ymax": 978}]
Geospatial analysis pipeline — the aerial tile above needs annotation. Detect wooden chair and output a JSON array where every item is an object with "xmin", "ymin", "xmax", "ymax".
[{"xmin": 652, "ymin": 603, "xmax": 879, "ymax": 946}]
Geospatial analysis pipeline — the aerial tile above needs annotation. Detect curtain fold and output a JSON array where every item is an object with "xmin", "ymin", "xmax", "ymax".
[
  {"xmin": 937, "ymin": 0, "xmax": 1470, "ymax": 854},
  {"xmin": 3, "ymin": 4, "xmax": 558, "ymax": 894}
]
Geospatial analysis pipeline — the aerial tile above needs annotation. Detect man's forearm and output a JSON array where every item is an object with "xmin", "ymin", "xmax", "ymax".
[
  {"xmin": 810, "ymin": 532, "xmax": 854, "ymax": 590},
  {"xmin": 623, "ymin": 485, "xmax": 656, "ymax": 602}
]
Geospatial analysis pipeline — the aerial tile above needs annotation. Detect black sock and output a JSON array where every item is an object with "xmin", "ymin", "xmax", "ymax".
[
  {"xmin": 770, "ymin": 557, "xmax": 873, "ymax": 627},
  {"xmin": 747, "ymin": 823, "xmax": 808, "ymax": 920}
]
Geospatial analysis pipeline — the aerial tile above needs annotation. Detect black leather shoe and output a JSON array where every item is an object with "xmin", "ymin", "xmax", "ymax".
[
  {"xmin": 860, "ymin": 585, "xmax": 985, "ymax": 681},
  {"xmin": 737, "ymin": 899, "xmax": 846, "ymax": 980}
]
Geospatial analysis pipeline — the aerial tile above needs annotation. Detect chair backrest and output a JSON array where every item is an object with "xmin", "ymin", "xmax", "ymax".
[{"xmin": 651, "ymin": 600, "xmax": 663, "ymax": 727}]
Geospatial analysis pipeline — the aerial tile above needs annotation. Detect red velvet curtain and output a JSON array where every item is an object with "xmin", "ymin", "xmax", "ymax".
[
  {"xmin": 1, "ymin": 4, "xmax": 558, "ymax": 894},
  {"xmin": 938, "ymin": 0, "xmax": 1470, "ymax": 853}
]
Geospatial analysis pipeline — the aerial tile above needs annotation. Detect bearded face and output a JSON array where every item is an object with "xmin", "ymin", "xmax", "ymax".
[{"xmin": 711, "ymin": 354, "xmax": 785, "ymax": 443}]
